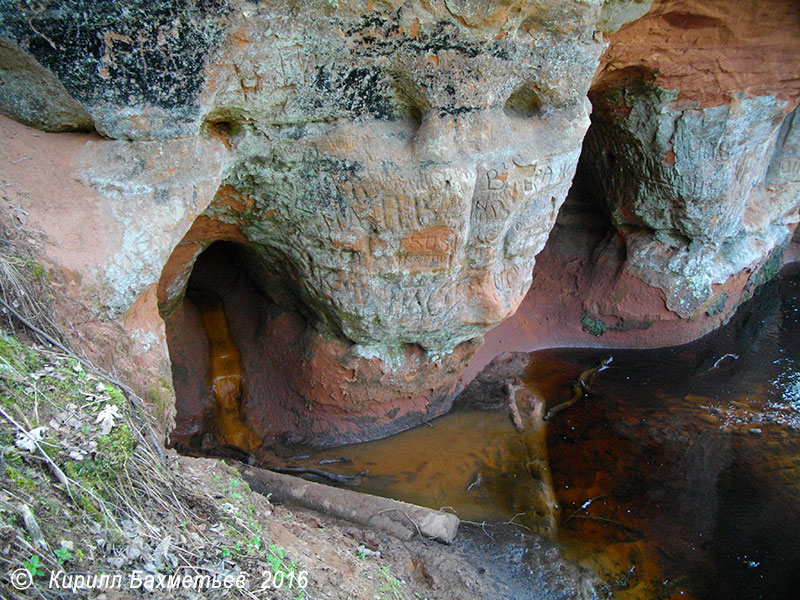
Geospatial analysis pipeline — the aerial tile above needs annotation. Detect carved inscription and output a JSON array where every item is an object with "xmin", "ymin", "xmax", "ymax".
[
  {"xmin": 427, "ymin": 283, "xmax": 463, "ymax": 319},
  {"xmin": 400, "ymin": 226, "xmax": 457, "ymax": 271},
  {"xmin": 504, "ymin": 196, "xmax": 556, "ymax": 258},
  {"xmin": 473, "ymin": 197, "xmax": 511, "ymax": 224},
  {"xmin": 523, "ymin": 163, "xmax": 553, "ymax": 194},
  {"xmin": 487, "ymin": 166, "xmax": 508, "ymax": 190},
  {"xmin": 315, "ymin": 168, "xmax": 471, "ymax": 238},
  {"xmin": 472, "ymin": 159, "xmax": 571, "ymax": 246},
  {"xmin": 401, "ymin": 226, "xmax": 456, "ymax": 255},
  {"xmin": 495, "ymin": 264, "xmax": 520, "ymax": 290},
  {"xmin": 777, "ymin": 156, "xmax": 800, "ymax": 180}
]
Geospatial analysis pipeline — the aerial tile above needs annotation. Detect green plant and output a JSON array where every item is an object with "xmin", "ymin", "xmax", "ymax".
[
  {"xmin": 266, "ymin": 544, "xmax": 307, "ymax": 596},
  {"xmin": 378, "ymin": 565, "xmax": 403, "ymax": 600},
  {"xmin": 24, "ymin": 555, "xmax": 44, "ymax": 577},
  {"xmin": 581, "ymin": 311, "xmax": 608, "ymax": 337},
  {"xmin": 247, "ymin": 535, "xmax": 262, "ymax": 552},
  {"xmin": 54, "ymin": 543, "xmax": 73, "ymax": 564},
  {"xmin": 267, "ymin": 544, "xmax": 287, "ymax": 573}
]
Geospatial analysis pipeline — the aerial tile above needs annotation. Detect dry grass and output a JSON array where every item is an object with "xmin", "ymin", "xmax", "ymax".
[
  {"xmin": 0, "ymin": 241, "xmax": 305, "ymax": 599},
  {"xmin": 0, "ymin": 240, "xmax": 64, "ymax": 349}
]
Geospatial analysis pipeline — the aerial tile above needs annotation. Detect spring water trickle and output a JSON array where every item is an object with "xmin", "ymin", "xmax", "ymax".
[{"xmin": 187, "ymin": 288, "xmax": 261, "ymax": 452}]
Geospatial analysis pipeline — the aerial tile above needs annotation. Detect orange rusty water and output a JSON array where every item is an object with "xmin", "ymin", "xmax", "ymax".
[
  {"xmin": 188, "ymin": 289, "xmax": 261, "ymax": 452},
  {"xmin": 273, "ymin": 272, "xmax": 800, "ymax": 599}
]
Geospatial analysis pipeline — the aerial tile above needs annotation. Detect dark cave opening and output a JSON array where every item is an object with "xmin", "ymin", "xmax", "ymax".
[
  {"xmin": 163, "ymin": 241, "xmax": 309, "ymax": 454},
  {"xmin": 540, "ymin": 110, "xmax": 625, "ymax": 280}
]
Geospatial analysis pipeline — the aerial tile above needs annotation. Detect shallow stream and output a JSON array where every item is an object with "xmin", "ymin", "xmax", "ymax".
[{"xmin": 260, "ymin": 268, "xmax": 800, "ymax": 599}]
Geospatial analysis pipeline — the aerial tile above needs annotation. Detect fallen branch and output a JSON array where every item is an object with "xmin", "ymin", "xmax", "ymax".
[
  {"xmin": 239, "ymin": 465, "xmax": 459, "ymax": 544},
  {"xmin": 545, "ymin": 356, "xmax": 613, "ymax": 421},
  {"xmin": 504, "ymin": 381, "xmax": 524, "ymax": 432},
  {"xmin": 267, "ymin": 465, "xmax": 367, "ymax": 485},
  {"xmin": 712, "ymin": 353, "xmax": 739, "ymax": 370}
]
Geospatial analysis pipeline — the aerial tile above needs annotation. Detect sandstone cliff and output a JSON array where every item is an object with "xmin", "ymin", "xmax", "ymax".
[{"xmin": 0, "ymin": 0, "xmax": 797, "ymax": 447}]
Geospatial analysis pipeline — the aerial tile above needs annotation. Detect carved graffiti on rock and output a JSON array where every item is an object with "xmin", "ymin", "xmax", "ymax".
[
  {"xmin": 487, "ymin": 165, "xmax": 508, "ymax": 190},
  {"xmin": 400, "ymin": 226, "xmax": 457, "ymax": 271},
  {"xmin": 777, "ymin": 156, "xmax": 800, "ymax": 180}
]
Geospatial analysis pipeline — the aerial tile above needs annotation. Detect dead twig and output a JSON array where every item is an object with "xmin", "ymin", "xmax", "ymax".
[
  {"xmin": 563, "ymin": 495, "xmax": 607, "ymax": 525},
  {"xmin": 457, "ymin": 511, "xmax": 532, "ymax": 540},
  {"xmin": 568, "ymin": 515, "xmax": 643, "ymax": 537}
]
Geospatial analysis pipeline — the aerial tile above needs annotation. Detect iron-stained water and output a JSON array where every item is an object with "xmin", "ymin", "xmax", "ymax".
[{"xmin": 274, "ymin": 269, "xmax": 800, "ymax": 600}]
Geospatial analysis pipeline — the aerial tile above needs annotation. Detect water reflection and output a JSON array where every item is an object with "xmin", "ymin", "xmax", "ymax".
[{"xmin": 264, "ymin": 268, "xmax": 800, "ymax": 599}]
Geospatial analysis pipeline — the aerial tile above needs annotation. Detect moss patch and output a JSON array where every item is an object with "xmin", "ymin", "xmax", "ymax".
[{"xmin": 581, "ymin": 311, "xmax": 609, "ymax": 337}]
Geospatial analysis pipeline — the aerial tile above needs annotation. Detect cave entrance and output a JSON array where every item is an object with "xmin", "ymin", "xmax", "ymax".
[{"xmin": 162, "ymin": 241, "xmax": 308, "ymax": 455}]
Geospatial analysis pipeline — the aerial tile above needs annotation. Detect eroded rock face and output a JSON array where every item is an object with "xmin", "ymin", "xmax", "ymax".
[
  {"xmin": 580, "ymin": 0, "xmax": 800, "ymax": 318},
  {"xmin": 0, "ymin": 0, "xmax": 654, "ymax": 444},
  {"xmin": 3, "ymin": 0, "xmax": 798, "ymax": 447},
  {"xmin": 165, "ymin": 1, "xmax": 652, "ymax": 363}
]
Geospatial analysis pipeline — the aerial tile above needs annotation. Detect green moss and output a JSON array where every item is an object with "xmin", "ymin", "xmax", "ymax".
[
  {"xmin": 97, "ymin": 423, "xmax": 134, "ymax": 464},
  {"xmin": 0, "ymin": 332, "xmax": 43, "ymax": 374},
  {"xmin": 5, "ymin": 465, "xmax": 38, "ymax": 492},
  {"xmin": 745, "ymin": 244, "xmax": 786, "ymax": 297},
  {"xmin": 148, "ymin": 378, "xmax": 174, "ymax": 424},
  {"xmin": 581, "ymin": 311, "xmax": 608, "ymax": 337},
  {"xmin": 705, "ymin": 292, "xmax": 728, "ymax": 317}
]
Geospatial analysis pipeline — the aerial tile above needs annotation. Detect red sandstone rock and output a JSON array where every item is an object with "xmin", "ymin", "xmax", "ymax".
[{"xmin": 1, "ymin": 1, "xmax": 798, "ymax": 448}]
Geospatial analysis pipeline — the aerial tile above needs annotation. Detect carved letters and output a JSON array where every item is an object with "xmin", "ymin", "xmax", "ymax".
[
  {"xmin": 400, "ymin": 226, "xmax": 457, "ymax": 271},
  {"xmin": 777, "ymin": 156, "xmax": 800, "ymax": 180},
  {"xmin": 401, "ymin": 226, "xmax": 457, "ymax": 255}
]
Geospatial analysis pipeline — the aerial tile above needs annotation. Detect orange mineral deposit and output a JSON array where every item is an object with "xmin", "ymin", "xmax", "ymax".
[{"xmin": 188, "ymin": 289, "xmax": 261, "ymax": 452}]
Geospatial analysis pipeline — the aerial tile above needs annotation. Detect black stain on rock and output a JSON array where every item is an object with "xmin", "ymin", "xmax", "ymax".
[
  {"xmin": 0, "ymin": 0, "xmax": 229, "ymax": 118},
  {"xmin": 314, "ymin": 64, "xmax": 398, "ymax": 120}
]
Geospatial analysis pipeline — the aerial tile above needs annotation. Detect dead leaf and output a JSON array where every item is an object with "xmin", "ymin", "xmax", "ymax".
[
  {"xmin": 94, "ymin": 404, "xmax": 121, "ymax": 435},
  {"xmin": 153, "ymin": 535, "xmax": 172, "ymax": 571},
  {"xmin": 14, "ymin": 426, "xmax": 48, "ymax": 452},
  {"xmin": 68, "ymin": 448, "xmax": 87, "ymax": 461}
]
